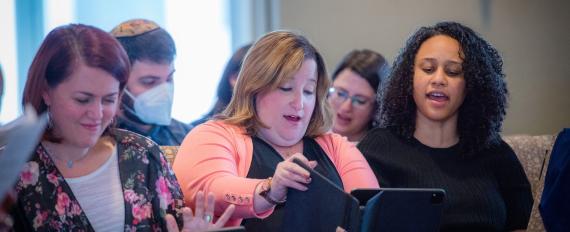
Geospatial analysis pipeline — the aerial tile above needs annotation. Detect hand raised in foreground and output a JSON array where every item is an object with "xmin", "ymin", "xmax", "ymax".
[{"xmin": 166, "ymin": 191, "xmax": 235, "ymax": 232}]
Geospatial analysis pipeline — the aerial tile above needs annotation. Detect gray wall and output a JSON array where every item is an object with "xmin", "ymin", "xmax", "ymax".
[{"xmin": 276, "ymin": 0, "xmax": 569, "ymax": 135}]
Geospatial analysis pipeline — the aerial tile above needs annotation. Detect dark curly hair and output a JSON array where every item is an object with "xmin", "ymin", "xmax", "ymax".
[{"xmin": 377, "ymin": 21, "xmax": 508, "ymax": 154}]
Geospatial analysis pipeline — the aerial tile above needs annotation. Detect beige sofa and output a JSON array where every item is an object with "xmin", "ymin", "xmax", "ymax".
[
  {"xmin": 161, "ymin": 134, "xmax": 557, "ymax": 231},
  {"xmin": 503, "ymin": 134, "xmax": 557, "ymax": 232}
]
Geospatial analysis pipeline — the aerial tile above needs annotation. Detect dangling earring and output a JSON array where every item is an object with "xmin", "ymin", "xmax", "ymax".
[
  {"xmin": 106, "ymin": 117, "xmax": 116, "ymax": 132},
  {"xmin": 46, "ymin": 107, "xmax": 54, "ymax": 130}
]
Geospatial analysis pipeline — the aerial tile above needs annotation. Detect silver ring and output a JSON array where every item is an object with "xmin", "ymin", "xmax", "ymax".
[{"xmin": 203, "ymin": 215, "xmax": 212, "ymax": 223}]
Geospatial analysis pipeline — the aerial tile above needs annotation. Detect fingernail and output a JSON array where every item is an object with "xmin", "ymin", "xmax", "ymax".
[{"xmin": 306, "ymin": 177, "xmax": 311, "ymax": 183}]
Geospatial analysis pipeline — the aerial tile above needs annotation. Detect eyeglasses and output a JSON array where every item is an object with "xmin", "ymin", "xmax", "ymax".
[{"xmin": 328, "ymin": 87, "xmax": 372, "ymax": 108}]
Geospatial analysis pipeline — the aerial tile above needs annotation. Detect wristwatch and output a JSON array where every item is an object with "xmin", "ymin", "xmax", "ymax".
[{"xmin": 259, "ymin": 177, "xmax": 286, "ymax": 205}]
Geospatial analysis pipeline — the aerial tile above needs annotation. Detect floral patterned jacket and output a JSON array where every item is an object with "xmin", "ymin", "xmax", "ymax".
[{"xmin": 11, "ymin": 129, "xmax": 185, "ymax": 231}]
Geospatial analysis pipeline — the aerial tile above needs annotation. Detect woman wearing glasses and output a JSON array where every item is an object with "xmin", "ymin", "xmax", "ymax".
[{"xmin": 328, "ymin": 49, "xmax": 389, "ymax": 142}]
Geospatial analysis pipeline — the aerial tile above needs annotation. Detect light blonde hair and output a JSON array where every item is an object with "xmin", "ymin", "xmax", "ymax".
[{"xmin": 220, "ymin": 31, "xmax": 332, "ymax": 137}]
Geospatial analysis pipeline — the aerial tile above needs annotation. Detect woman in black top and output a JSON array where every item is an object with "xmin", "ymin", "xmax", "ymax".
[{"xmin": 358, "ymin": 21, "xmax": 533, "ymax": 231}]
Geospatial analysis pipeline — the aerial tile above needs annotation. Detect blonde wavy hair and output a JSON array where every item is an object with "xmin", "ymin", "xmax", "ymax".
[{"xmin": 219, "ymin": 30, "xmax": 332, "ymax": 137}]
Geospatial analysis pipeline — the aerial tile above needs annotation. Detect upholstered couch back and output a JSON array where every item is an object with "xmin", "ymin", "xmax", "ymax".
[
  {"xmin": 503, "ymin": 134, "xmax": 557, "ymax": 232},
  {"xmin": 161, "ymin": 134, "xmax": 557, "ymax": 232}
]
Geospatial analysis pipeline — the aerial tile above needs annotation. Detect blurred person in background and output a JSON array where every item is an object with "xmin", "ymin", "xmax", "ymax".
[
  {"xmin": 328, "ymin": 49, "xmax": 389, "ymax": 143},
  {"xmin": 191, "ymin": 43, "xmax": 252, "ymax": 127},
  {"xmin": 111, "ymin": 19, "xmax": 192, "ymax": 146}
]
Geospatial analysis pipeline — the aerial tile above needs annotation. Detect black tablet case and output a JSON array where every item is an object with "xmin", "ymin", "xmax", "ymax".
[{"xmin": 281, "ymin": 158, "xmax": 360, "ymax": 232}]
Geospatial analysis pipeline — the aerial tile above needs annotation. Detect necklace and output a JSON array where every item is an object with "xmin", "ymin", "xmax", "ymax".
[{"xmin": 42, "ymin": 142, "xmax": 89, "ymax": 169}]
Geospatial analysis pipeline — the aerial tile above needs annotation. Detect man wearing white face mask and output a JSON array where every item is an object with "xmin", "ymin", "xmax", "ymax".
[{"xmin": 111, "ymin": 19, "xmax": 192, "ymax": 146}]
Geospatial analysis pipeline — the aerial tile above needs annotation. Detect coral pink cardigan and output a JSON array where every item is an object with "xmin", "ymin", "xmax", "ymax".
[{"xmin": 173, "ymin": 120, "xmax": 378, "ymax": 226}]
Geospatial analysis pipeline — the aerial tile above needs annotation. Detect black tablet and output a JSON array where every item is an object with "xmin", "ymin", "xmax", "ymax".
[
  {"xmin": 283, "ymin": 158, "xmax": 360, "ymax": 232},
  {"xmin": 352, "ymin": 188, "xmax": 446, "ymax": 232}
]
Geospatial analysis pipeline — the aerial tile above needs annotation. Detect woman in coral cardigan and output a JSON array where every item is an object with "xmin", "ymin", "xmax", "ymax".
[{"xmin": 173, "ymin": 31, "xmax": 378, "ymax": 230}]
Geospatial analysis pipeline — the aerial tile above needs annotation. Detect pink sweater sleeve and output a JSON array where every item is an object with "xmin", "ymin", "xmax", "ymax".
[
  {"xmin": 316, "ymin": 133, "xmax": 380, "ymax": 192},
  {"xmin": 172, "ymin": 121, "xmax": 272, "ymax": 226}
]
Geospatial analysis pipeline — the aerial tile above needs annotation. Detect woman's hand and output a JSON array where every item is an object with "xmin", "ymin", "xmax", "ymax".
[
  {"xmin": 268, "ymin": 153, "xmax": 317, "ymax": 202},
  {"xmin": 165, "ymin": 191, "xmax": 235, "ymax": 232}
]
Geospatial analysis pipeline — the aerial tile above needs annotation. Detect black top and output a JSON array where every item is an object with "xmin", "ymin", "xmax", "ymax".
[
  {"xmin": 357, "ymin": 128, "xmax": 533, "ymax": 231},
  {"xmin": 241, "ymin": 137, "xmax": 343, "ymax": 231}
]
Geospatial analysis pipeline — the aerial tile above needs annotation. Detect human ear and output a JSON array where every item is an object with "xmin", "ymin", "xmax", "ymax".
[{"xmin": 42, "ymin": 91, "xmax": 52, "ymax": 106}]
